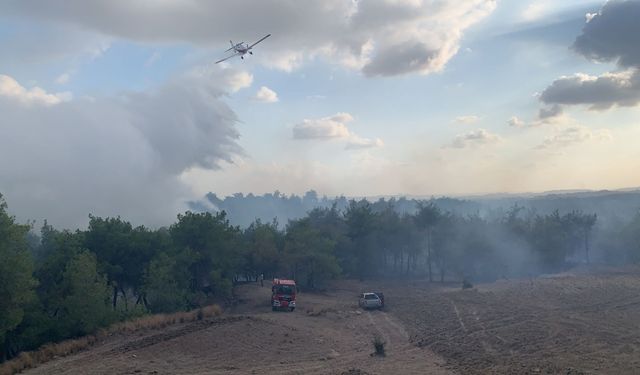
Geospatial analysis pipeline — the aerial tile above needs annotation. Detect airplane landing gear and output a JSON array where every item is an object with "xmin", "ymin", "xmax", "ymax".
[{"xmin": 249, "ymin": 51, "xmax": 253, "ymax": 55}]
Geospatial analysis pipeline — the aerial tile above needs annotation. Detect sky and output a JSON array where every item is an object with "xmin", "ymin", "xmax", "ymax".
[{"xmin": 1, "ymin": 0, "xmax": 640, "ymax": 228}]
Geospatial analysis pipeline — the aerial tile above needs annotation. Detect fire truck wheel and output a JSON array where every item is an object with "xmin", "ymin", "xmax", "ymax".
[{"xmin": 289, "ymin": 307, "xmax": 295, "ymax": 312}]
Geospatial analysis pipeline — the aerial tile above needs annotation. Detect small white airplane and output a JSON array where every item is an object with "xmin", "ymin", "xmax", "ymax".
[{"xmin": 215, "ymin": 34, "xmax": 271, "ymax": 64}]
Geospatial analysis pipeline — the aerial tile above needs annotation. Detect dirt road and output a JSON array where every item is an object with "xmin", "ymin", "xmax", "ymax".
[{"xmin": 24, "ymin": 282, "xmax": 450, "ymax": 375}]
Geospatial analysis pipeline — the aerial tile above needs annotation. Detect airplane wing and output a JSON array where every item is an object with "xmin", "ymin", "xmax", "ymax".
[
  {"xmin": 215, "ymin": 52, "xmax": 239, "ymax": 64},
  {"xmin": 248, "ymin": 34, "xmax": 271, "ymax": 49}
]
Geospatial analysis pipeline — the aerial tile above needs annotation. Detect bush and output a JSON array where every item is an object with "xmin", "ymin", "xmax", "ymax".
[
  {"xmin": 462, "ymin": 278, "xmax": 473, "ymax": 289},
  {"xmin": 372, "ymin": 335, "xmax": 386, "ymax": 356}
]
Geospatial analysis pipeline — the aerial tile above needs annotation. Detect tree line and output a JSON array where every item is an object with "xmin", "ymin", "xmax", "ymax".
[{"xmin": 2, "ymin": 193, "xmax": 640, "ymax": 361}]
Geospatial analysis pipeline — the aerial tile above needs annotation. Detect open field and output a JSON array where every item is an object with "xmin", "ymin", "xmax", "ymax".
[
  {"xmin": 21, "ymin": 267, "xmax": 640, "ymax": 374},
  {"xmin": 390, "ymin": 267, "xmax": 640, "ymax": 374}
]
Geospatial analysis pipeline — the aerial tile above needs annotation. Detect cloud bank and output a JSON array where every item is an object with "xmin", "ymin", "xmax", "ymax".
[
  {"xmin": 1, "ymin": 0, "xmax": 497, "ymax": 77},
  {"xmin": 540, "ymin": 1, "xmax": 640, "ymax": 111}
]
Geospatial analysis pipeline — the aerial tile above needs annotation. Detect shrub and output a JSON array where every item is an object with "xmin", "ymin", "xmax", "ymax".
[{"xmin": 372, "ymin": 335, "xmax": 386, "ymax": 356}]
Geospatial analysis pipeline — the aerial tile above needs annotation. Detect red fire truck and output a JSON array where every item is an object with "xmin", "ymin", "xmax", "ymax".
[{"xmin": 271, "ymin": 278, "xmax": 297, "ymax": 311}]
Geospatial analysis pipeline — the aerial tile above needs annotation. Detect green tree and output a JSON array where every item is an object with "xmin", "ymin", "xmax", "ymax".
[
  {"xmin": 59, "ymin": 251, "xmax": 113, "ymax": 336},
  {"xmin": 170, "ymin": 211, "xmax": 241, "ymax": 298},
  {"xmin": 376, "ymin": 204, "xmax": 402, "ymax": 275},
  {"xmin": 414, "ymin": 201, "xmax": 441, "ymax": 282},
  {"xmin": 618, "ymin": 212, "xmax": 640, "ymax": 263},
  {"xmin": 530, "ymin": 211, "xmax": 571, "ymax": 271},
  {"xmin": 243, "ymin": 219, "xmax": 282, "ymax": 280},
  {"xmin": 6, "ymin": 227, "xmax": 87, "ymax": 356},
  {"xmin": 84, "ymin": 216, "xmax": 136, "ymax": 309},
  {"xmin": 143, "ymin": 252, "xmax": 193, "ymax": 313},
  {"xmin": 84, "ymin": 217, "xmax": 162, "ymax": 311},
  {"xmin": 284, "ymin": 218, "xmax": 340, "ymax": 289},
  {"xmin": 306, "ymin": 205, "xmax": 350, "ymax": 276},
  {"xmin": 0, "ymin": 195, "xmax": 37, "ymax": 360},
  {"xmin": 432, "ymin": 212, "xmax": 457, "ymax": 282},
  {"xmin": 344, "ymin": 200, "xmax": 377, "ymax": 279},
  {"xmin": 565, "ymin": 211, "xmax": 597, "ymax": 263}
]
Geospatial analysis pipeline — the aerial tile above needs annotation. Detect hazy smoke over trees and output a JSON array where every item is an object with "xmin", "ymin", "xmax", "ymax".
[{"xmin": 3, "ymin": 188, "xmax": 640, "ymax": 361}]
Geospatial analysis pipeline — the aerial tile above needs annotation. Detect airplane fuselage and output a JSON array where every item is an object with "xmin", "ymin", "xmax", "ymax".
[
  {"xmin": 234, "ymin": 43, "xmax": 249, "ymax": 54},
  {"xmin": 216, "ymin": 34, "xmax": 268, "ymax": 64}
]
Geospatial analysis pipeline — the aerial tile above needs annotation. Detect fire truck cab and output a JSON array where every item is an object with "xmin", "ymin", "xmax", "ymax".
[{"xmin": 271, "ymin": 278, "xmax": 297, "ymax": 311}]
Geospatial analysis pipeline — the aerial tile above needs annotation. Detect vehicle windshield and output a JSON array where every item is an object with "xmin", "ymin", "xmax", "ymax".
[
  {"xmin": 364, "ymin": 294, "xmax": 379, "ymax": 300},
  {"xmin": 274, "ymin": 285, "xmax": 295, "ymax": 295}
]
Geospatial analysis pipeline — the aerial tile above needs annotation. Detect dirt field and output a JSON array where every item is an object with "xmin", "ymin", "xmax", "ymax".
[
  {"xmin": 387, "ymin": 267, "xmax": 640, "ymax": 374},
  {"xmin": 23, "ymin": 281, "xmax": 449, "ymax": 375},
  {"xmin": 23, "ymin": 267, "xmax": 640, "ymax": 374}
]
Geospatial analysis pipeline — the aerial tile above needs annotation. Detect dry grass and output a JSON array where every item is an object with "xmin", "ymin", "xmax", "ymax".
[
  {"xmin": 0, "ymin": 305, "xmax": 222, "ymax": 375},
  {"xmin": 305, "ymin": 306, "xmax": 337, "ymax": 317}
]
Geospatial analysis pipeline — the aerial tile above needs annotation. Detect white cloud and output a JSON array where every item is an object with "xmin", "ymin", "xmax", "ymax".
[
  {"xmin": 507, "ymin": 116, "xmax": 526, "ymax": 128},
  {"xmin": 223, "ymin": 71, "xmax": 253, "ymax": 93},
  {"xmin": 293, "ymin": 113, "xmax": 352, "ymax": 140},
  {"xmin": 448, "ymin": 128, "xmax": 503, "ymax": 148},
  {"xmin": 0, "ymin": 0, "xmax": 496, "ymax": 77},
  {"xmin": 253, "ymin": 86, "xmax": 279, "ymax": 103},
  {"xmin": 521, "ymin": 1, "xmax": 551, "ymax": 22},
  {"xmin": 346, "ymin": 136, "xmax": 384, "ymax": 150},
  {"xmin": 144, "ymin": 51, "xmax": 161, "ymax": 67},
  {"xmin": 292, "ymin": 112, "xmax": 383, "ymax": 151},
  {"xmin": 585, "ymin": 12, "xmax": 598, "ymax": 23},
  {"xmin": 536, "ymin": 125, "xmax": 613, "ymax": 150},
  {"xmin": 0, "ymin": 75, "xmax": 71, "ymax": 106},
  {"xmin": 454, "ymin": 115, "xmax": 479, "ymax": 124},
  {"xmin": 540, "ymin": 70, "xmax": 640, "ymax": 111},
  {"xmin": 0, "ymin": 70, "xmax": 244, "ymax": 228},
  {"xmin": 55, "ymin": 72, "xmax": 71, "ymax": 84}
]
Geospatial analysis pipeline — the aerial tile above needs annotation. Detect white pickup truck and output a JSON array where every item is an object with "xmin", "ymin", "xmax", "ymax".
[{"xmin": 358, "ymin": 292, "xmax": 384, "ymax": 309}]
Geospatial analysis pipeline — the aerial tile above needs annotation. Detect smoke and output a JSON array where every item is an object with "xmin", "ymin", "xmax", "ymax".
[{"xmin": 0, "ymin": 66, "xmax": 249, "ymax": 228}]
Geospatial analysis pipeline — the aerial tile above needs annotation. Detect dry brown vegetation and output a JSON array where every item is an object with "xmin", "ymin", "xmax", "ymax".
[
  {"xmin": 0, "ymin": 305, "xmax": 221, "ymax": 375},
  {"xmin": 305, "ymin": 306, "xmax": 338, "ymax": 316}
]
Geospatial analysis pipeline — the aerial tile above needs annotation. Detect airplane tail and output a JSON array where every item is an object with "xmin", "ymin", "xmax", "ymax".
[{"xmin": 225, "ymin": 40, "xmax": 235, "ymax": 52}]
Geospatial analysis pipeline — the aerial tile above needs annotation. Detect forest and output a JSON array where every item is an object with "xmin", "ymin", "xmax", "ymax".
[{"xmin": 2, "ymin": 192, "xmax": 640, "ymax": 361}]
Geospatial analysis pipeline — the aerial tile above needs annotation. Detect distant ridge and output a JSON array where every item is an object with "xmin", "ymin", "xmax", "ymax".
[{"xmin": 190, "ymin": 187, "xmax": 640, "ymax": 228}]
